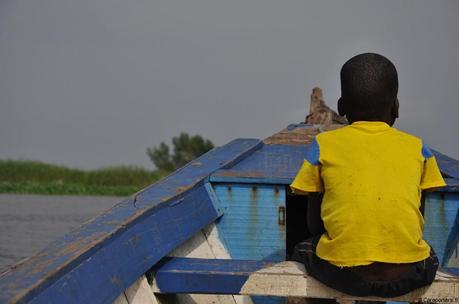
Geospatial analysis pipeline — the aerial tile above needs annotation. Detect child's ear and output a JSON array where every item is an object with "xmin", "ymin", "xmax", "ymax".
[
  {"xmin": 392, "ymin": 98, "xmax": 399, "ymax": 119},
  {"xmin": 338, "ymin": 97, "xmax": 346, "ymax": 116},
  {"xmin": 388, "ymin": 98, "xmax": 399, "ymax": 126}
]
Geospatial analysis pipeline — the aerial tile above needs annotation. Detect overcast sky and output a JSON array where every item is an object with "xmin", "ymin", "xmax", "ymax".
[{"xmin": 1, "ymin": 0, "xmax": 458, "ymax": 169}]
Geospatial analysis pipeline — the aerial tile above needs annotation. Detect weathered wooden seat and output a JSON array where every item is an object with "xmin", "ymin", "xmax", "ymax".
[{"xmin": 151, "ymin": 257, "xmax": 459, "ymax": 303}]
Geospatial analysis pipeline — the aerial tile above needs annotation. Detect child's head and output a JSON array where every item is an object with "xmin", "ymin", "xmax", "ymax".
[{"xmin": 338, "ymin": 53, "xmax": 399, "ymax": 125}]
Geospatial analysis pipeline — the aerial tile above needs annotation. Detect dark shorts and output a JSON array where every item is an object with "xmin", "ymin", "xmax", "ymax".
[{"xmin": 291, "ymin": 236, "xmax": 439, "ymax": 298}]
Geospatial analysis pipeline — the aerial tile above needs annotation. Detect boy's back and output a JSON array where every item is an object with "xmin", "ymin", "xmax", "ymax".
[
  {"xmin": 290, "ymin": 53, "xmax": 446, "ymax": 298},
  {"xmin": 291, "ymin": 121, "xmax": 444, "ymax": 267}
]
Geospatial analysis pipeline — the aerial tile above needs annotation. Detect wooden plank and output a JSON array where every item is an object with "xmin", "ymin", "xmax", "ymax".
[
  {"xmin": 443, "ymin": 178, "xmax": 459, "ymax": 192},
  {"xmin": 153, "ymin": 258, "xmax": 268, "ymax": 295},
  {"xmin": 0, "ymin": 138, "xmax": 262, "ymax": 304},
  {"xmin": 443, "ymin": 208, "xmax": 459, "ymax": 266},
  {"xmin": 424, "ymin": 193, "xmax": 459, "ymax": 266},
  {"xmin": 202, "ymin": 225, "xmax": 253, "ymax": 304},
  {"xmin": 263, "ymin": 124, "xmax": 344, "ymax": 146},
  {"xmin": 29, "ymin": 185, "xmax": 216, "ymax": 304},
  {"xmin": 125, "ymin": 276, "xmax": 158, "ymax": 304},
  {"xmin": 112, "ymin": 293, "xmax": 129, "ymax": 304},
  {"xmin": 202, "ymin": 223, "xmax": 231, "ymax": 259},
  {"xmin": 153, "ymin": 258, "xmax": 459, "ymax": 303},
  {"xmin": 163, "ymin": 223, "xmax": 247, "ymax": 304},
  {"xmin": 210, "ymin": 175, "xmax": 292, "ymax": 185},
  {"xmin": 433, "ymin": 149, "xmax": 459, "ymax": 180},
  {"xmin": 212, "ymin": 183, "xmax": 286, "ymax": 261},
  {"xmin": 211, "ymin": 144, "xmax": 307, "ymax": 185},
  {"xmin": 168, "ymin": 225, "xmax": 218, "ymax": 259}
]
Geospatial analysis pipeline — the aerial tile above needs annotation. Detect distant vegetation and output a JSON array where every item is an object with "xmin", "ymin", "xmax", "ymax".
[
  {"xmin": 147, "ymin": 133, "xmax": 214, "ymax": 171},
  {"xmin": 0, "ymin": 133, "xmax": 215, "ymax": 196},
  {"xmin": 0, "ymin": 160, "xmax": 165, "ymax": 196}
]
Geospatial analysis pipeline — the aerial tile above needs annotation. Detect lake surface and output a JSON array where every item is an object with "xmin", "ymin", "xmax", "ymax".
[{"xmin": 0, "ymin": 194, "xmax": 125, "ymax": 271}]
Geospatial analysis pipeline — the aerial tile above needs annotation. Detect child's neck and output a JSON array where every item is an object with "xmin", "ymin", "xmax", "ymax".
[{"xmin": 348, "ymin": 115, "xmax": 395, "ymax": 126}]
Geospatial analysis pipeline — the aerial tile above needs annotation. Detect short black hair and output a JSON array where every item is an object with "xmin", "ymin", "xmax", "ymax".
[{"xmin": 340, "ymin": 53, "xmax": 398, "ymax": 120}]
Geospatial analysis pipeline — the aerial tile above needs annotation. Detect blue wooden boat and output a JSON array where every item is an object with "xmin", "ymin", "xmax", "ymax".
[{"xmin": 1, "ymin": 121, "xmax": 458, "ymax": 304}]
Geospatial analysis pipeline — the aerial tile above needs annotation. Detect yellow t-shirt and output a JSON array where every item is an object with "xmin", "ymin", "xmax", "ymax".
[{"xmin": 290, "ymin": 121, "xmax": 446, "ymax": 267}]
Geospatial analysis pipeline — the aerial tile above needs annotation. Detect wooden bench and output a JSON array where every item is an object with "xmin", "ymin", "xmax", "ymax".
[{"xmin": 150, "ymin": 257, "xmax": 459, "ymax": 303}]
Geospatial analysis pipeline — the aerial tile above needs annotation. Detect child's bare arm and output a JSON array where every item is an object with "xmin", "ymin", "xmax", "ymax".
[{"xmin": 420, "ymin": 192, "xmax": 426, "ymax": 217}]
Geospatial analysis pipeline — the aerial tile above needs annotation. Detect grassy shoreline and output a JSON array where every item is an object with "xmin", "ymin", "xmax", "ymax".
[{"xmin": 0, "ymin": 160, "xmax": 166, "ymax": 196}]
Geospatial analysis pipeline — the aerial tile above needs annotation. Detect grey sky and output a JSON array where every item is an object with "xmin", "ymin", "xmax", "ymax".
[{"xmin": 1, "ymin": 0, "xmax": 458, "ymax": 169}]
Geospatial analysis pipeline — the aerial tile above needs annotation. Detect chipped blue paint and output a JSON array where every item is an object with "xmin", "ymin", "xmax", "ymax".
[
  {"xmin": 154, "ymin": 257, "xmax": 288, "ymax": 303},
  {"xmin": 0, "ymin": 138, "xmax": 262, "ymax": 304},
  {"xmin": 433, "ymin": 149, "xmax": 459, "ymax": 180},
  {"xmin": 212, "ymin": 183, "xmax": 286, "ymax": 304},
  {"xmin": 210, "ymin": 175, "xmax": 292, "ymax": 185},
  {"xmin": 443, "ymin": 178, "xmax": 459, "ymax": 192},
  {"xmin": 204, "ymin": 182, "xmax": 224, "ymax": 217},
  {"xmin": 443, "ymin": 209, "xmax": 459, "ymax": 266},
  {"xmin": 443, "ymin": 268, "xmax": 459, "ymax": 276},
  {"xmin": 424, "ymin": 192, "xmax": 459, "ymax": 266},
  {"xmin": 21, "ymin": 186, "xmax": 217, "ymax": 304},
  {"xmin": 154, "ymin": 257, "xmax": 269, "ymax": 295},
  {"xmin": 211, "ymin": 144, "xmax": 307, "ymax": 184},
  {"xmin": 213, "ymin": 183, "xmax": 286, "ymax": 261}
]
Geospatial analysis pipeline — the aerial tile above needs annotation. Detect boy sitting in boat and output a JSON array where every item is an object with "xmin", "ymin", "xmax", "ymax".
[{"xmin": 290, "ymin": 53, "xmax": 446, "ymax": 299}]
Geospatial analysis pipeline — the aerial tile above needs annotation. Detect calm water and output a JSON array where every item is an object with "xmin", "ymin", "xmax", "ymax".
[{"xmin": 0, "ymin": 194, "xmax": 125, "ymax": 271}]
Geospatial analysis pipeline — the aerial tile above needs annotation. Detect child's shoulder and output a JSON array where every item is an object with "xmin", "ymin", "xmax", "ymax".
[
  {"xmin": 391, "ymin": 127, "xmax": 423, "ymax": 143},
  {"xmin": 380, "ymin": 127, "xmax": 426, "ymax": 152}
]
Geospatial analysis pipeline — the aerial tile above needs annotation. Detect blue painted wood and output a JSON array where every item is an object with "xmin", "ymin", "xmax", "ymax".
[
  {"xmin": 204, "ymin": 182, "xmax": 224, "ymax": 216},
  {"xmin": 212, "ymin": 183, "xmax": 288, "ymax": 303},
  {"xmin": 424, "ymin": 193, "xmax": 459, "ymax": 266},
  {"xmin": 213, "ymin": 183, "xmax": 286, "ymax": 262},
  {"xmin": 0, "ymin": 138, "xmax": 262, "ymax": 304},
  {"xmin": 443, "ymin": 268, "xmax": 459, "ymax": 276},
  {"xmin": 443, "ymin": 209, "xmax": 459, "ymax": 266},
  {"xmin": 210, "ymin": 175, "xmax": 292, "ymax": 185},
  {"xmin": 154, "ymin": 257, "xmax": 270, "ymax": 295},
  {"xmin": 211, "ymin": 144, "xmax": 307, "ymax": 184},
  {"xmin": 443, "ymin": 178, "xmax": 459, "ymax": 192},
  {"xmin": 433, "ymin": 149, "xmax": 459, "ymax": 180},
  {"xmin": 10, "ymin": 186, "xmax": 216, "ymax": 304}
]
